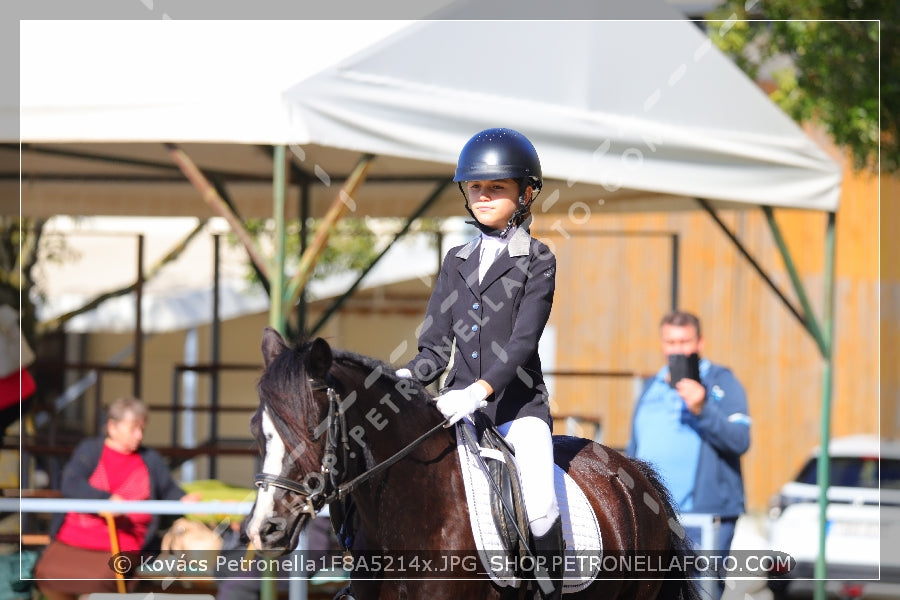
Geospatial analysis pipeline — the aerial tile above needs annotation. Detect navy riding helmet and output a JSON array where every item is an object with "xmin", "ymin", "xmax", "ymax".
[{"xmin": 454, "ymin": 128, "xmax": 543, "ymax": 235}]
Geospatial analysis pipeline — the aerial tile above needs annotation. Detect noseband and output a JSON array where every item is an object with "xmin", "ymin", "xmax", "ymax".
[{"xmin": 254, "ymin": 376, "xmax": 448, "ymax": 518}]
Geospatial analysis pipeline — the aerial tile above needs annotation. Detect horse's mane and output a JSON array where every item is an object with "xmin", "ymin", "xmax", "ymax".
[
  {"xmin": 630, "ymin": 455, "xmax": 701, "ymax": 596},
  {"xmin": 254, "ymin": 340, "xmax": 322, "ymax": 476},
  {"xmin": 331, "ymin": 348, "xmax": 434, "ymax": 406},
  {"xmin": 255, "ymin": 340, "xmax": 436, "ymax": 476}
]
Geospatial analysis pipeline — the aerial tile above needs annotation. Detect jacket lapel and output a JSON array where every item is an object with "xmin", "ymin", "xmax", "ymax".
[
  {"xmin": 479, "ymin": 226, "xmax": 531, "ymax": 291},
  {"xmin": 456, "ymin": 238, "xmax": 482, "ymax": 292},
  {"xmin": 454, "ymin": 221, "xmax": 534, "ymax": 293}
]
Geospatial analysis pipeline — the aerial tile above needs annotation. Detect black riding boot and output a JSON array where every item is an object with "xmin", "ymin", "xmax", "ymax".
[{"xmin": 531, "ymin": 516, "xmax": 565, "ymax": 600}]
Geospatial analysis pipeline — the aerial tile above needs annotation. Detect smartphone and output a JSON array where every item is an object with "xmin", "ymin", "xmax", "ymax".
[{"xmin": 668, "ymin": 353, "xmax": 700, "ymax": 387}]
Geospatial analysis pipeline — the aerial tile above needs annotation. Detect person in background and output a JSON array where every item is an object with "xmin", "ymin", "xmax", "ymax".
[
  {"xmin": 626, "ymin": 310, "xmax": 751, "ymax": 599},
  {"xmin": 35, "ymin": 396, "xmax": 200, "ymax": 600},
  {"xmin": 0, "ymin": 304, "xmax": 37, "ymax": 434}
]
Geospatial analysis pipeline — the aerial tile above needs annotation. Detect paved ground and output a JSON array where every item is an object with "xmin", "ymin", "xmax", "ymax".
[{"xmin": 721, "ymin": 511, "xmax": 774, "ymax": 600}]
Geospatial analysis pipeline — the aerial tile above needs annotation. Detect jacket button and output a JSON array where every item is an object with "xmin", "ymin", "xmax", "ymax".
[
  {"xmin": 471, "ymin": 351, "xmax": 478, "ymax": 359},
  {"xmin": 471, "ymin": 325, "xmax": 478, "ymax": 332},
  {"xmin": 472, "ymin": 302, "xmax": 480, "ymax": 310}
]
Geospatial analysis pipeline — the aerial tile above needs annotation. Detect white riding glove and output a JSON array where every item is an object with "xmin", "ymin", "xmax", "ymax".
[
  {"xmin": 436, "ymin": 382, "xmax": 490, "ymax": 425},
  {"xmin": 395, "ymin": 368, "xmax": 412, "ymax": 379}
]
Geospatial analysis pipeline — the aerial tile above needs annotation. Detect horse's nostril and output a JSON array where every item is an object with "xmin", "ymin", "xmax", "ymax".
[{"xmin": 259, "ymin": 519, "xmax": 288, "ymax": 543}]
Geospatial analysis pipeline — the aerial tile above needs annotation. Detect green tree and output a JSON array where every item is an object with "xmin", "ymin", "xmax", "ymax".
[
  {"xmin": 236, "ymin": 217, "xmax": 380, "ymax": 286},
  {"xmin": 234, "ymin": 216, "xmax": 402, "ymax": 336},
  {"xmin": 0, "ymin": 217, "xmax": 47, "ymax": 346},
  {"xmin": 706, "ymin": 0, "xmax": 898, "ymax": 173}
]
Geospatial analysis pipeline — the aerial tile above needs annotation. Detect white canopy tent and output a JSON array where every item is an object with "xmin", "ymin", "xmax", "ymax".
[
  {"xmin": 6, "ymin": 16, "xmax": 841, "ymax": 345},
  {"xmin": 287, "ymin": 19, "xmax": 840, "ymax": 211},
  {"xmin": 6, "ymin": 17, "xmax": 840, "ymax": 219},
  {"xmin": 11, "ymin": 20, "xmax": 412, "ymax": 145},
  {"xmin": 7, "ymin": 14, "xmax": 841, "ymax": 369}
]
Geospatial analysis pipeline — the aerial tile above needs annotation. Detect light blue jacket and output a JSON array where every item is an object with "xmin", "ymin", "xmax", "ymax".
[{"xmin": 626, "ymin": 360, "xmax": 750, "ymax": 517}]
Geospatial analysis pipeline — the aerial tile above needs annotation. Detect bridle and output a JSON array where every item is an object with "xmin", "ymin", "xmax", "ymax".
[{"xmin": 254, "ymin": 376, "xmax": 448, "ymax": 518}]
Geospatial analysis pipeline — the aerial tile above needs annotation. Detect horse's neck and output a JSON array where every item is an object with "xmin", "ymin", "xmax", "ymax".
[
  {"xmin": 335, "ymin": 366, "xmax": 459, "ymax": 549},
  {"xmin": 335, "ymin": 365, "xmax": 438, "ymax": 461}
]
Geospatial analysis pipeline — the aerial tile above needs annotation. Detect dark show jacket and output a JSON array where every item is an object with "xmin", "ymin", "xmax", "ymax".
[{"xmin": 406, "ymin": 224, "xmax": 556, "ymax": 427}]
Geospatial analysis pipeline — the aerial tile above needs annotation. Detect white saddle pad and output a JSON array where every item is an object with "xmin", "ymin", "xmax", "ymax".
[{"xmin": 456, "ymin": 420, "xmax": 602, "ymax": 593}]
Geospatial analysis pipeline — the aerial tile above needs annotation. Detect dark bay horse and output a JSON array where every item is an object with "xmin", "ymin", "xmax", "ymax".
[{"xmin": 245, "ymin": 328, "xmax": 700, "ymax": 600}]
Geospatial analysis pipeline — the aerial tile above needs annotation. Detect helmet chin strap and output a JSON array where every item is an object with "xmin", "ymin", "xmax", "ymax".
[
  {"xmin": 497, "ymin": 197, "xmax": 528, "ymax": 237},
  {"xmin": 459, "ymin": 180, "xmax": 538, "ymax": 238}
]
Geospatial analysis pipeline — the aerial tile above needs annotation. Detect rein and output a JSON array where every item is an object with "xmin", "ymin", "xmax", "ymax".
[{"xmin": 255, "ymin": 377, "xmax": 447, "ymax": 517}]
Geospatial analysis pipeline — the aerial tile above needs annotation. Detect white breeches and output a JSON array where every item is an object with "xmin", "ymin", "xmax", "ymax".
[{"xmin": 496, "ymin": 416, "xmax": 560, "ymax": 537}]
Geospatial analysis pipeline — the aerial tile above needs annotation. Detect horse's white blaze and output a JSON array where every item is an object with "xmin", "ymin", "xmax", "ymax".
[{"xmin": 247, "ymin": 407, "xmax": 286, "ymax": 549}]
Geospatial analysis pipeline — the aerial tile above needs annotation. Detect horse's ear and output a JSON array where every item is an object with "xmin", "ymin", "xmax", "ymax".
[
  {"xmin": 261, "ymin": 326, "xmax": 288, "ymax": 368},
  {"xmin": 306, "ymin": 337, "xmax": 333, "ymax": 380}
]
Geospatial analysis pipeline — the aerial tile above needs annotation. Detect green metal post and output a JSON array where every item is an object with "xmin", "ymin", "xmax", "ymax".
[
  {"xmin": 763, "ymin": 206, "xmax": 827, "ymax": 355},
  {"xmin": 262, "ymin": 144, "xmax": 289, "ymax": 600},
  {"xmin": 297, "ymin": 181, "xmax": 310, "ymax": 336},
  {"xmin": 261, "ymin": 568, "xmax": 277, "ymax": 600},
  {"xmin": 270, "ymin": 144, "xmax": 287, "ymax": 335},
  {"xmin": 813, "ymin": 211, "xmax": 837, "ymax": 600},
  {"xmin": 262, "ymin": 144, "xmax": 288, "ymax": 600}
]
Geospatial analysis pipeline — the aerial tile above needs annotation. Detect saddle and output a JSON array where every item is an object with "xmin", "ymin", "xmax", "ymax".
[
  {"xmin": 456, "ymin": 416, "xmax": 603, "ymax": 593},
  {"xmin": 459, "ymin": 413, "xmax": 531, "ymax": 564}
]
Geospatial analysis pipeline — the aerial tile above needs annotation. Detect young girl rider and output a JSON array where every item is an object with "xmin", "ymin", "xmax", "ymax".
[{"xmin": 397, "ymin": 127, "xmax": 564, "ymax": 599}]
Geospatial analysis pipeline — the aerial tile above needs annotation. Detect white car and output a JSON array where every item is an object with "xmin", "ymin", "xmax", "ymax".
[{"xmin": 766, "ymin": 435, "xmax": 900, "ymax": 598}]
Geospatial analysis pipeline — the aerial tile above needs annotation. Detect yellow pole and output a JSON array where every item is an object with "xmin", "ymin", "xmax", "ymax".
[
  {"xmin": 166, "ymin": 143, "xmax": 271, "ymax": 280},
  {"xmin": 102, "ymin": 512, "xmax": 128, "ymax": 593},
  {"xmin": 283, "ymin": 154, "xmax": 375, "ymax": 319}
]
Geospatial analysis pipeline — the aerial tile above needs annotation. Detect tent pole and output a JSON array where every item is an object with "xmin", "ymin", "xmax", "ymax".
[
  {"xmin": 309, "ymin": 179, "xmax": 450, "ymax": 336},
  {"xmin": 133, "ymin": 234, "xmax": 143, "ymax": 398},
  {"xmin": 671, "ymin": 233, "xmax": 679, "ymax": 311},
  {"xmin": 283, "ymin": 154, "xmax": 375, "ymax": 318},
  {"xmin": 210, "ymin": 234, "xmax": 221, "ymax": 479},
  {"xmin": 259, "ymin": 145, "xmax": 289, "ymax": 600},
  {"xmin": 270, "ymin": 145, "xmax": 288, "ymax": 334},
  {"xmin": 814, "ymin": 211, "xmax": 837, "ymax": 600},
  {"xmin": 700, "ymin": 199, "xmax": 838, "ymax": 597},
  {"xmin": 696, "ymin": 198, "xmax": 809, "ymax": 331},
  {"xmin": 297, "ymin": 181, "xmax": 310, "ymax": 336},
  {"xmin": 763, "ymin": 206, "xmax": 827, "ymax": 354},
  {"xmin": 166, "ymin": 143, "xmax": 270, "ymax": 281}
]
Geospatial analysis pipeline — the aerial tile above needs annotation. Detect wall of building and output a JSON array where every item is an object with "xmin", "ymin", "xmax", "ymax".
[{"xmin": 535, "ymin": 166, "xmax": 882, "ymax": 511}]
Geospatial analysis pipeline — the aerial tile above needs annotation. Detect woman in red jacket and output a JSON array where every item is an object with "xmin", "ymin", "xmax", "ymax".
[{"xmin": 35, "ymin": 396, "xmax": 199, "ymax": 600}]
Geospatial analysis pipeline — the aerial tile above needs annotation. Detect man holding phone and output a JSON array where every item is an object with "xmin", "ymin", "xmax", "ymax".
[{"xmin": 625, "ymin": 310, "xmax": 750, "ymax": 599}]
